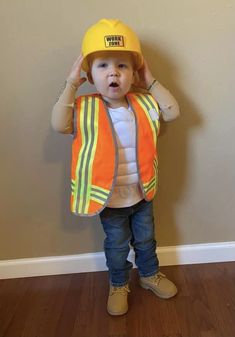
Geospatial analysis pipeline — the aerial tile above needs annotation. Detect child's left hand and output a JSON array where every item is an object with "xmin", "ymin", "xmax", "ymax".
[{"xmin": 133, "ymin": 59, "xmax": 156, "ymax": 90}]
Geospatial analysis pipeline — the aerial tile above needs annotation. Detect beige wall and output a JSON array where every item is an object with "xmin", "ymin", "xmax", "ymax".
[{"xmin": 0, "ymin": 0, "xmax": 235, "ymax": 260}]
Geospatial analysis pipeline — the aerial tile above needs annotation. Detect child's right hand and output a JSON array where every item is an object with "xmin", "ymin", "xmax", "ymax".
[{"xmin": 66, "ymin": 54, "xmax": 87, "ymax": 88}]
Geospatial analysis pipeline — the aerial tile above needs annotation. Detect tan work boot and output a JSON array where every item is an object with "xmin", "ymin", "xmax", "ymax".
[
  {"xmin": 140, "ymin": 272, "xmax": 177, "ymax": 299},
  {"xmin": 107, "ymin": 284, "xmax": 130, "ymax": 316}
]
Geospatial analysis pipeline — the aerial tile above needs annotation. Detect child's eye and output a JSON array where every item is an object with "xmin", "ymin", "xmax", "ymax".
[
  {"xmin": 98, "ymin": 63, "xmax": 107, "ymax": 68},
  {"xmin": 119, "ymin": 64, "xmax": 127, "ymax": 68}
]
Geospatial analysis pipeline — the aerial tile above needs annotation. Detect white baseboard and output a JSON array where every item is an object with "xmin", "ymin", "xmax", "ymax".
[{"xmin": 0, "ymin": 241, "xmax": 235, "ymax": 280}]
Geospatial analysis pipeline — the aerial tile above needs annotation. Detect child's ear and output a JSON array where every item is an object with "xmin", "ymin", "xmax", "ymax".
[{"xmin": 87, "ymin": 72, "xmax": 94, "ymax": 84}]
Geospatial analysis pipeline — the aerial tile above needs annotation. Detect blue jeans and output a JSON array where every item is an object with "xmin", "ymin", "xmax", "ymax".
[{"xmin": 99, "ymin": 199, "xmax": 159, "ymax": 286}]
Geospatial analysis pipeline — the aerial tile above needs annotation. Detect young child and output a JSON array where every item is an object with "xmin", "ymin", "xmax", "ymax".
[{"xmin": 52, "ymin": 18, "xmax": 180, "ymax": 316}]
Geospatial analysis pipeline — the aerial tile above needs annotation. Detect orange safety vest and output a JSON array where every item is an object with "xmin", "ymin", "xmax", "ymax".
[{"xmin": 71, "ymin": 92, "xmax": 160, "ymax": 216}]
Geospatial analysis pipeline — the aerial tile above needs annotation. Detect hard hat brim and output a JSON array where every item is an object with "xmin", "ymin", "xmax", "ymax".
[{"xmin": 81, "ymin": 50, "xmax": 143, "ymax": 73}]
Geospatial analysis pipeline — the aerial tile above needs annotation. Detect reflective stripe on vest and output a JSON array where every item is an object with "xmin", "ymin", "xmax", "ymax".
[
  {"xmin": 71, "ymin": 96, "xmax": 99, "ymax": 214},
  {"xmin": 71, "ymin": 93, "xmax": 160, "ymax": 216},
  {"xmin": 127, "ymin": 93, "xmax": 160, "ymax": 200}
]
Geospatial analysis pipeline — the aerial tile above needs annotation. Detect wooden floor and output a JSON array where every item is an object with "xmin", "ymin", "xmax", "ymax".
[{"xmin": 0, "ymin": 262, "xmax": 235, "ymax": 337}]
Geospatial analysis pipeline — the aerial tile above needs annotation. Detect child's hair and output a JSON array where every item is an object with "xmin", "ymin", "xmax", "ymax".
[{"xmin": 81, "ymin": 19, "xmax": 143, "ymax": 72}]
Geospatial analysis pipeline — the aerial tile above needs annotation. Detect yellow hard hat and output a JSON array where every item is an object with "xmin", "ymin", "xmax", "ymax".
[{"xmin": 81, "ymin": 19, "xmax": 143, "ymax": 72}]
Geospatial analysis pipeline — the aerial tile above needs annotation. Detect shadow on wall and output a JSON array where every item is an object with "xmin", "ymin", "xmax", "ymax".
[
  {"xmin": 142, "ymin": 43, "xmax": 203, "ymax": 247},
  {"xmin": 44, "ymin": 42, "xmax": 203, "ymax": 253}
]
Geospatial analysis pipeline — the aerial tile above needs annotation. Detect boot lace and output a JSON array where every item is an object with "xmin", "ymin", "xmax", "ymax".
[
  {"xmin": 110, "ymin": 285, "xmax": 130, "ymax": 296},
  {"xmin": 148, "ymin": 272, "xmax": 166, "ymax": 285}
]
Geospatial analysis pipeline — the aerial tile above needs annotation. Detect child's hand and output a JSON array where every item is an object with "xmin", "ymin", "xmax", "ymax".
[
  {"xmin": 66, "ymin": 54, "xmax": 87, "ymax": 88},
  {"xmin": 133, "ymin": 59, "xmax": 156, "ymax": 90}
]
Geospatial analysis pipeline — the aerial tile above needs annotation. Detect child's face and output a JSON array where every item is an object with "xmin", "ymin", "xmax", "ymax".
[{"xmin": 89, "ymin": 51, "xmax": 135, "ymax": 108}]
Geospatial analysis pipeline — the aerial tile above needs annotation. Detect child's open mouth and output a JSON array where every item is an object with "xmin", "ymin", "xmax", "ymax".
[{"xmin": 109, "ymin": 82, "xmax": 119, "ymax": 88}]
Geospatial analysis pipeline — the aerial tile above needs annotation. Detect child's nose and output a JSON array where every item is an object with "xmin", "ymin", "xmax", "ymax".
[{"xmin": 109, "ymin": 66, "xmax": 119, "ymax": 76}]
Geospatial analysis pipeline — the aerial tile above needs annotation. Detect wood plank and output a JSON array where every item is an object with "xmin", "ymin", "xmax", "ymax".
[{"xmin": 0, "ymin": 262, "xmax": 234, "ymax": 337}]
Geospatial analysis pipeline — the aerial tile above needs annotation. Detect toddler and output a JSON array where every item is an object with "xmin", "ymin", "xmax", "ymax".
[{"xmin": 52, "ymin": 18, "xmax": 180, "ymax": 316}]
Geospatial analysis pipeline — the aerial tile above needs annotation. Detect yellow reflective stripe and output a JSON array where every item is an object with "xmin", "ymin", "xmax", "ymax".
[
  {"xmin": 71, "ymin": 180, "xmax": 75, "ymax": 196},
  {"xmin": 145, "ymin": 181, "xmax": 156, "ymax": 194},
  {"xmin": 144, "ymin": 177, "xmax": 156, "ymax": 194},
  {"xmin": 144, "ymin": 176, "xmax": 155, "ymax": 188},
  {"xmin": 145, "ymin": 95, "xmax": 161, "ymax": 137},
  {"xmin": 72, "ymin": 96, "xmax": 99, "ymax": 214},
  {"xmin": 72, "ymin": 97, "xmax": 86, "ymax": 213},
  {"xmin": 71, "ymin": 179, "xmax": 75, "ymax": 190},
  {"xmin": 145, "ymin": 95, "xmax": 160, "ymax": 117},
  {"xmin": 91, "ymin": 185, "xmax": 109, "ymax": 196},
  {"xmin": 83, "ymin": 98, "xmax": 99, "ymax": 213},
  {"xmin": 153, "ymin": 157, "xmax": 158, "ymax": 177},
  {"xmin": 142, "ymin": 157, "xmax": 158, "ymax": 195},
  {"xmin": 134, "ymin": 94, "xmax": 160, "ymax": 145},
  {"xmin": 143, "ymin": 176, "xmax": 155, "ymax": 187},
  {"xmin": 90, "ymin": 185, "xmax": 110, "ymax": 205},
  {"xmin": 90, "ymin": 196, "xmax": 104, "ymax": 205},
  {"xmin": 79, "ymin": 96, "xmax": 92, "ymax": 213}
]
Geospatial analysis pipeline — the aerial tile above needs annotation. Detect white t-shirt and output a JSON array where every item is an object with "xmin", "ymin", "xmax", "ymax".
[{"xmin": 107, "ymin": 106, "xmax": 143, "ymax": 208}]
